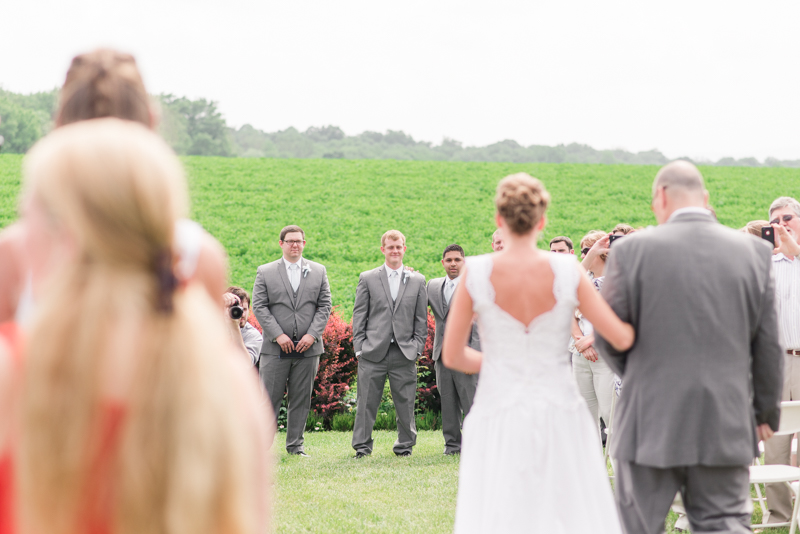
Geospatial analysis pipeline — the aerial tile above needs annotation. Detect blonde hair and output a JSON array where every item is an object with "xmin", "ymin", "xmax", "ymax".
[
  {"xmin": 381, "ymin": 229, "xmax": 406, "ymax": 246},
  {"xmin": 494, "ymin": 173, "xmax": 550, "ymax": 235},
  {"xmin": 581, "ymin": 230, "xmax": 608, "ymax": 261},
  {"xmin": 742, "ymin": 220, "xmax": 770, "ymax": 237},
  {"xmin": 18, "ymin": 119, "xmax": 262, "ymax": 534},
  {"xmin": 57, "ymin": 49, "xmax": 151, "ymax": 128}
]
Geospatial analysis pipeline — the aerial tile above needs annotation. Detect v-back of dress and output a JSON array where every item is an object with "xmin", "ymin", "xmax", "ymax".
[{"xmin": 453, "ymin": 252, "xmax": 621, "ymax": 533}]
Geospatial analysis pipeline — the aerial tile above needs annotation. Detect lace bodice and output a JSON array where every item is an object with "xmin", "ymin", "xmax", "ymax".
[{"xmin": 465, "ymin": 252, "xmax": 582, "ymax": 411}]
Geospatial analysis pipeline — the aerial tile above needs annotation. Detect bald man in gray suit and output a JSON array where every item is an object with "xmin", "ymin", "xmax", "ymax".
[
  {"xmin": 428, "ymin": 243, "xmax": 479, "ymax": 455},
  {"xmin": 351, "ymin": 230, "xmax": 428, "ymax": 458},
  {"xmin": 596, "ymin": 161, "xmax": 783, "ymax": 534}
]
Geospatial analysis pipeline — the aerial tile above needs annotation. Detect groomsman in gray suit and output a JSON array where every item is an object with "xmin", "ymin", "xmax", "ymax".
[
  {"xmin": 253, "ymin": 225, "xmax": 332, "ymax": 457},
  {"xmin": 352, "ymin": 229, "xmax": 428, "ymax": 457},
  {"xmin": 596, "ymin": 161, "xmax": 783, "ymax": 534},
  {"xmin": 428, "ymin": 244, "xmax": 479, "ymax": 455}
]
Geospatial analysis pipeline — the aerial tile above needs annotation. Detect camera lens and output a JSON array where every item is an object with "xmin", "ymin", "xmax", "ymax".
[{"xmin": 229, "ymin": 306, "xmax": 244, "ymax": 320}]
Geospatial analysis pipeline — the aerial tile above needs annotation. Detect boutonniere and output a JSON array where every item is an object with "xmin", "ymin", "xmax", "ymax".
[
  {"xmin": 302, "ymin": 264, "xmax": 311, "ymax": 278},
  {"xmin": 402, "ymin": 269, "xmax": 411, "ymax": 284}
]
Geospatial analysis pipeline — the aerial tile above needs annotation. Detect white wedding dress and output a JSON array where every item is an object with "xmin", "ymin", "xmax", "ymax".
[{"xmin": 453, "ymin": 252, "xmax": 622, "ymax": 534}]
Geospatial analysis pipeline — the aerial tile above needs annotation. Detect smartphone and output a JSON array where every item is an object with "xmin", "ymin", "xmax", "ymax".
[
  {"xmin": 608, "ymin": 234, "xmax": 623, "ymax": 246},
  {"xmin": 761, "ymin": 226, "xmax": 775, "ymax": 247}
]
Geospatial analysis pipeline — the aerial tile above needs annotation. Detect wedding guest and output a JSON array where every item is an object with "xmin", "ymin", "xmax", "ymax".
[
  {"xmin": 225, "ymin": 286, "xmax": 263, "ymax": 366},
  {"xmin": 491, "ymin": 229, "xmax": 504, "ymax": 251},
  {"xmin": 549, "ymin": 236, "xmax": 574, "ymax": 254},
  {"xmin": 351, "ymin": 230, "xmax": 428, "ymax": 458},
  {"xmin": 427, "ymin": 244, "xmax": 479, "ymax": 455},
  {"xmin": 5, "ymin": 119, "xmax": 270, "ymax": 534},
  {"xmin": 570, "ymin": 229, "xmax": 615, "ymax": 431},
  {"xmin": 741, "ymin": 220, "xmax": 770, "ymax": 237},
  {"xmin": 0, "ymin": 48, "xmax": 228, "ymax": 324},
  {"xmin": 252, "ymin": 225, "xmax": 332, "ymax": 457},
  {"xmin": 579, "ymin": 230, "xmax": 608, "ymax": 280},
  {"xmin": 763, "ymin": 197, "xmax": 800, "ymax": 524}
]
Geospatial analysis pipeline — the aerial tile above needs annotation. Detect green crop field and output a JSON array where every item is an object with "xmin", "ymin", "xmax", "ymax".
[{"xmin": 2, "ymin": 155, "xmax": 799, "ymax": 317}]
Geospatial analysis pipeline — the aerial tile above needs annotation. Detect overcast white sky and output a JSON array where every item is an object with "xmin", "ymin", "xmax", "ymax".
[{"xmin": 2, "ymin": 0, "xmax": 798, "ymax": 161}]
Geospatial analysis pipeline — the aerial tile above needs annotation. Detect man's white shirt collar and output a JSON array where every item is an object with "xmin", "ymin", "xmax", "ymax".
[
  {"xmin": 283, "ymin": 256, "xmax": 303, "ymax": 268},
  {"xmin": 667, "ymin": 207, "xmax": 711, "ymax": 223},
  {"xmin": 446, "ymin": 275, "xmax": 461, "ymax": 287},
  {"xmin": 385, "ymin": 264, "xmax": 404, "ymax": 276}
]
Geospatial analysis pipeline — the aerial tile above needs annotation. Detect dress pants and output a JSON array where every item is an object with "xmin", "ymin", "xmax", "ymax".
[
  {"xmin": 616, "ymin": 460, "xmax": 751, "ymax": 534},
  {"xmin": 259, "ymin": 353, "xmax": 320, "ymax": 454},
  {"xmin": 352, "ymin": 343, "xmax": 417, "ymax": 455},
  {"xmin": 571, "ymin": 352, "xmax": 614, "ymax": 428},
  {"xmin": 764, "ymin": 353, "xmax": 800, "ymax": 523},
  {"xmin": 434, "ymin": 358, "xmax": 477, "ymax": 454}
]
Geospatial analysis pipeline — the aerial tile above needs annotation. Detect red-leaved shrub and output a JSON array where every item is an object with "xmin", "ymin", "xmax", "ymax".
[
  {"xmin": 415, "ymin": 311, "xmax": 440, "ymax": 413},
  {"xmin": 247, "ymin": 307, "xmax": 439, "ymax": 425}
]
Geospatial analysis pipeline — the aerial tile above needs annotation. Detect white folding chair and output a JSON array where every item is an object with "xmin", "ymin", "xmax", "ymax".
[{"xmin": 751, "ymin": 400, "xmax": 800, "ymax": 533}]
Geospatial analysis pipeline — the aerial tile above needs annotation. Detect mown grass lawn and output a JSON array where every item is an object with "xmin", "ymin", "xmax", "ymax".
[{"xmin": 271, "ymin": 430, "xmax": 719, "ymax": 534}]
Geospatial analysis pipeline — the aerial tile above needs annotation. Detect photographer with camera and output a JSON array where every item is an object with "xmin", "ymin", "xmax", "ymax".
[{"xmin": 224, "ymin": 286, "xmax": 263, "ymax": 367}]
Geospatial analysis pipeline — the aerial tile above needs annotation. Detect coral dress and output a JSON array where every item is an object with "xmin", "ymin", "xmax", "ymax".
[
  {"xmin": 0, "ymin": 323, "xmax": 125, "ymax": 534},
  {"xmin": 453, "ymin": 253, "xmax": 622, "ymax": 533}
]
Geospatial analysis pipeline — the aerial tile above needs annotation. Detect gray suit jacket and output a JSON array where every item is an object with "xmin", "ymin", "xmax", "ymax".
[
  {"xmin": 252, "ymin": 257, "xmax": 332, "ymax": 357},
  {"xmin": 352, "ymin": 265, "xmax": 428, "ymax": 362},
  {"xmin": 596, "ymin": 211, "xmax": 783, "ymax": 468},
  {"xmin": 427, "ymin": 277, "xmax": 480, "ymax": 361}
]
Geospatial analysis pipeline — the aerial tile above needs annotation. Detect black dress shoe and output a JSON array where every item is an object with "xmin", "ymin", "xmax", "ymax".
[
  {"xmin": 444, "ymin": 450, "xmax": 460, "ymax": 456},
  {"xmin": 354, "ymin": 451, "xmax": 370, "ymax": 459},
  {"xmin": 290, "ymin": 451, "xmax": 310, "ymax": 458},
  {"xmin": 395, "ymin": 451, "xmax": 412, "ymax": 457}
]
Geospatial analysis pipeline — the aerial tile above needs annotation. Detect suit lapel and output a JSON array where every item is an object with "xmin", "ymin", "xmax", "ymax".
[
  {"xmin": 377, "ymin": 266, "xmax": 394, "ymax": 311},
  {"xmin": 393, "ymin": 268, "xmax": 409, "ymax": 312},
  {"xmin": 430, "ymin": 278, "xmax": 444, "ymax": 319},
  {"xmin": 276, "ymin": 259, "xmax": 294, "ymax": 304},
  {"xmin": 442, "ymin": 279, "xmax": 450, "ymax": 319}
]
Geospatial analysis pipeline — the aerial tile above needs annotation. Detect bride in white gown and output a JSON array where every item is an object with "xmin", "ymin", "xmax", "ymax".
[{"xmin": 443, "ymin": 173, "xmax": 635, "ymax": 533}]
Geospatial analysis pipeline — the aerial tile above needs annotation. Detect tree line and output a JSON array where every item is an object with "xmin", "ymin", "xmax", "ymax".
[{"xmin": 1, "ymin": 87, "xmax": 798, "ymax": 168}]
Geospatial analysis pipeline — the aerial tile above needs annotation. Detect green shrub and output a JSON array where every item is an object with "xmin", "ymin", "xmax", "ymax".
[
  {"xmin": 305, "ymin": 412, "xmax": 325, "ymax": 432},
  {"xmin": 415, "ymin": 410, "xmax": 441, "ymax": 431},
  {"xmin": 331, "ymin": 412, "xmax": 355, "ymax": 432},
  {"xmin": 374, "ymin": 408, "xmax": 397, "ymax": 431}
]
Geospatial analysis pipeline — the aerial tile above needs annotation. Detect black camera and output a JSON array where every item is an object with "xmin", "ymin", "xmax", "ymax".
[{"xmin": 229, "ymin": 305, "xmax": 244, "ymax": 320}]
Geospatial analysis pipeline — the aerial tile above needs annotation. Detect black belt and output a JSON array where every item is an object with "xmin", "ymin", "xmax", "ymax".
[{"xmin": 787, "ymin": 350, "xmax": 800, "ymax": 356}]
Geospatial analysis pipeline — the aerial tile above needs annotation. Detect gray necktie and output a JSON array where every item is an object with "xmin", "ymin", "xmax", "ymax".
[
  {"xmin": 444, "ymin": 279, "xmax": 455, "ymax": 305},
  {"xmin": 289, "ymin": 263, "xmax": 300, "ymax": 292},
  {"xmin": 389, "ymin": 270, "xmax": 399, "ymax": 300}
]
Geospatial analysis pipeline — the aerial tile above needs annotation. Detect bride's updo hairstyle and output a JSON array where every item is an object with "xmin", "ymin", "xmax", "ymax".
[{"xmin": 494, "ymin": 173, "xmax": 551, "ymax": 235}]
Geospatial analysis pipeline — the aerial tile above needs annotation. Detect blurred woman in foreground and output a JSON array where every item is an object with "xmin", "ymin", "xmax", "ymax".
[
  {"xmin": 1, "ymin": 119, "xmax": 270, "ymax": 534},
  {"xmin": 0, "ymin": 48, "xmax": 227, "ymax": 324}
]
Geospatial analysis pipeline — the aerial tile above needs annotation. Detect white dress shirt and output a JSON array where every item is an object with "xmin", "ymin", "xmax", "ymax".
[
  {"xmin": 386, "ymin": 264, "xmax": 404, "ymax": 300},
  {"xmin": 284, "ymin": 257, "xmax": 302, "ymax": 292},
  {"xmin": 773, "ymin": 253, "xmax": 800, "ymax": 350}
]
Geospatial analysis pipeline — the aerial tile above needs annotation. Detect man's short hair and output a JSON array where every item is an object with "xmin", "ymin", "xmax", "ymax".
[
  {"xmin": 381, "ymin": 229, "xmax": 406, "ymax": 246},
  {"xmin": 769, "ymin": 197, "xmax": 800, "ymax": 219},
  {"xmin": 611, "ymin": 224, "xmax": 634, "ymax": 235},
  {"xmin": 226, "ymin": 286, "xmax": 250, "ymax": 308},
  {"xmin": 442, "ymin": 244, "xmax": 465, "ymax": 259},
  {"xmin": 549, "ymin": 236, "xmax": 573, "ymax": 250},
  {"xmin": 492, "ymin": 229, "xmax": 502, "ymax": 242},
  {"xmin": 280, "ymin": 225, "xmax": 305, "ymax": 241}
]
